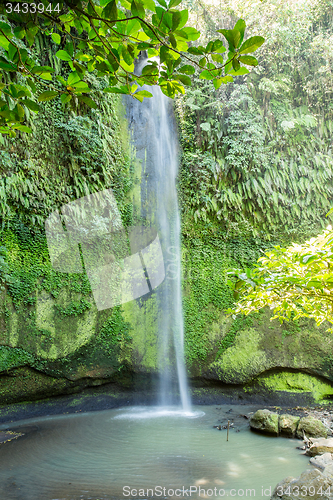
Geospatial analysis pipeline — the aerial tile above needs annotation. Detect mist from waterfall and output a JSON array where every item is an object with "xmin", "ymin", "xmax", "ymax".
[{"xmin": 126, "ymin": 61, "xmax": 191, "ymax": 412}]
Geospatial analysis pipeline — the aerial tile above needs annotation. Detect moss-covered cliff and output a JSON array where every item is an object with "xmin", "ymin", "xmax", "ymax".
[{"xmin": 1, "ymin": 0, "xmax": 333, "ymax": 405}]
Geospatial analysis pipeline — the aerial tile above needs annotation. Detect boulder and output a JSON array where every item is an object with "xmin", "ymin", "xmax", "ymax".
[
  {"xmin": 250, "ymin": 409, "xmax": 279, "ymax": 435},
  {"xmin": 271, "ymin": 468, "xmax": 333, "ymax": 500},
  {"xmin": 306, "ymin": 438, "xmax": 333, "ymax": 457},
  {"xmin": 310, "ymin": 453, "xmax": 333, "ymax": 469},
  {"xmin": 296, "ymin": 416, "xmax": 328, "ymax": 439},
  {"xmin": 279, "ymin": 414, "xmax": 300, "ymax": 437}
]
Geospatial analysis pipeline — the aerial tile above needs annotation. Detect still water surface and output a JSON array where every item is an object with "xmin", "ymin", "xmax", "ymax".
[{"xmin": 0, "ymin": 405, "xmax": 309, "ymax": 500}]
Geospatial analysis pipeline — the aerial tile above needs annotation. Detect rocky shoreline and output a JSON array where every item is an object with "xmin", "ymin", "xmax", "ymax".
[{"xmin": 247, "ymin": 408, "xmax": 333, "ymax": 500}]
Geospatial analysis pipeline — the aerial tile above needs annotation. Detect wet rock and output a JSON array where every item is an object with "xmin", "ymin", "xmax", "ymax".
[
  {"xmin": 306, "ymin": 438, "xmax": 333, "ymax": 457},
  {"xmin": 250, "ymin": 409, "xmax": 279, "ymax": 435},
  {"xmin": 296, "ymin": 416, "xmax": 328, "ymax": 439},
  {"xmin": 279, "ymin": 414, "xmax": 300, "ymax": 437},
  {"xmin": 271, "ymin": 468, "xmax": 333, "ymax": 500},
  {"xmin": 310, "ymin": 453, "xmax": 333, "ymax": 469}
]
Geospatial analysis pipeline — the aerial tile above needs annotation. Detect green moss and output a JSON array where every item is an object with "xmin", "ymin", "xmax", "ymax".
[
  {"xmin": 257, "ymin": 371, "xmax": 333, "ymax": 402},
  {"xmin": 122, "ymin": 295, "xmax": 159, "ymax": 371},
  {"xmin": 210, "ymin": 328, "xmax": 268, "ymax": 383}
]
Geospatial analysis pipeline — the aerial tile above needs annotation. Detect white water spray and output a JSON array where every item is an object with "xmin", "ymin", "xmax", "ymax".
[{"xmin": 127, "ymin": 60, "xmax": 191, "ymax": 412}]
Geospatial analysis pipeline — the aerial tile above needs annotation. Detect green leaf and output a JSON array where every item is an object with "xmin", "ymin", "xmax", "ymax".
[
  {"xmin": 67, "ymin": 71, "xmax": 81, "ymax": 86},
  {"xmin": 172, "ymin": 11, "xmax": 182, "ymax": 31},
  {"xmin": 169, "ymin": 33, "xmax": 177, "ymax": 48},
  {"xmin": 232, "ymin": 58, "xmax": 240, "ymax": 71},
  {"xmin": 12, "ymin": 125, "xmax": 32, "ymax": 133},
  {"xmin": 23, "ymin": 99, "xmax": 40, "ymax": 113},
  {"xmin": 51, "ymin": 33, "xmax": 61, "ymax": 44},
  {"xmin": 169, "ymin": 0, "xmax": 182, "ymax": 7},
  {"xmin": 55, "ymin": 50, "xmax": 72, "ymax": 61},
  {"xmin": 142, "ymin": 0, "xmax": 156, "ymax": 10},
  {"xmin": 135, "ymin": 90, "xmax": 153, "ymax": 98},
  {"xmin": 131, "ymin": 0, "xmax": 145, "ymax": 18},
  {"xmin": 239, "ymin": 36, "xmax": 265, "ymax": 54},
  {"xmin": 212, "ymin": 53, "xmax": 224, "ymax": 64},
  {"xmin": 238, "ymin": 55, "xmax": 258, "ymax": 66},
  {"xmin": 77, "ymin": 95, "xmax": 98, "ymax": 108},
  {"xmin": 212, "ymin": 40, "xmax": 226, "ymax": 53},
  {"xmin": 102, "ymin": 0, "xmax": 118, "ymax": 21},
  {"xmin": 38, "ymin": 91, "xmax": 59, "ymax": 102},
  {"xmin": 104, "ymin": 86, "xmax": 129, "ymax": 94},
  {"xmin": 157, "ymin": 0, "xmax": 168, "ymax": 7},
  {"xmin": 234, "ymin": 19, "xmax": 246, "ymax": 46},
  {"xmin": 179, "ymin": 65, "xmax": 195, "ymax": 75},
  {"xmin": 0, "ymin": 36, "xmax": 10, "ymax": 51},
  {"xmin": 176, "ymin": 74, "xmax": 191, "ymax": 85},
  {"xmin": 217, "ymin": 29, "xmax": 241, "ymax": 50},
  {"xmin": 213, "ymin": 75, "xmax": 233, "ymax": 88},
  {"xmin": 31, "ymin": 66, "xmax": 55, "ymax": 74},
  {"xmin": 229, "ymin": 66, "xmax": 249, "ymax": 76},
  {"xmin": 180, "ymin": 27, "xmax": 200, "ymax": 41},
  {"xmin": 187, "ymin": 47, "xmax": 204, "ymax": 56},
  {"xmin": 60, "ymin": 94, "xmax": 72, "ymax": 104},
  {"xmin": 14, "ymin": 27, "xmax": 26, "ymax": 40},
  {"xmin": 199, "ymin": 70, "xmax": 214, "ymax": 80},
  {"xmin": 177, "ymin": 10, "xmax": 188, "ymax": 29}
]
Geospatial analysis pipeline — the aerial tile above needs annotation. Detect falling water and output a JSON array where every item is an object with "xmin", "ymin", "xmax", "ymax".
[{"xmin": 127, "ymin": 59, "xmax": 191, "ymax": 411}]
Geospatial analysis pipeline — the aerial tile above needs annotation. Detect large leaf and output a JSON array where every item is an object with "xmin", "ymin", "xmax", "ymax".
[
  {"xmin": 239, "ymin": 36, "xmax": 265, "ymax": 54},
  {"xmin": 38, "ymin": 91, "xmax": 59, "ymax": 102},
  {"xmin": 238, "ymin": 55, "xmax": 258, "ymax": 66},
  {"xmin": 102, "ymin": 0, "xmax": 118, "ymax": 21},
  {"xmin": 55, "ymin": 50, "xmax": 72, "ymax": 61},
  {"xmin": 131, "ymin": 0, "xmax": 145, "ymax": 18},
  {"xmin": 178, "ymin": 65, "xmax": 195, "ymax": 75},
  {"xmin": 234, "ymin": 19, "xmax": 246, "ymax": 46},
  {"xmin": 217, "ymin": 29, "xmax": 241, "ymax": 50}
]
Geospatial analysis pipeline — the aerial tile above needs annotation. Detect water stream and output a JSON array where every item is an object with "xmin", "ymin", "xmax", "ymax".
[{"xmin": 127, "ymin": 64, "xmax": 190, "ymax": 411}]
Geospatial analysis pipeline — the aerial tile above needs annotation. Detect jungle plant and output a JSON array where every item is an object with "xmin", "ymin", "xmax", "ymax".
[
  {"xmin": 0, "ymin": 0, "xmax": 264, "ymax": 136},
  {"xmin": 227, "ymin": 212, "xmax": 333, "ymax": 331}
]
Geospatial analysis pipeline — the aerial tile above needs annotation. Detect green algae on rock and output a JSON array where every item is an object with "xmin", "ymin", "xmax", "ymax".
[
  {"xmin": 296, "ymin": 416, "xmax": 328, "ymax": 439},
  {"xmin": 249, "ymin": 409, "xmax": 279, "ymax": 435}
]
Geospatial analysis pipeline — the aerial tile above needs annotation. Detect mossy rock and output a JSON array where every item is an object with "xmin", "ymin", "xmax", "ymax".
[
  {"xmin": 249, "ymin": 409, "xmax": 279, "ymax": 435},
  {"xmin": 296, "ymin": 416, "xmax": 328, "ymax": 439},
  {"xmin": 279, "ymin": 414, "xmax": 300, "ymax": 437}
]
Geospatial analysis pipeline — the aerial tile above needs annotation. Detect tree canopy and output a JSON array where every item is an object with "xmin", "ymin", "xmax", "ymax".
[
  {"xmin": 228, "ymin": 211, "xmax": 333, "ymax": 331},
  {"xmin": 0, "ymin": 0, "xmax": 264, "ymax": 137}
]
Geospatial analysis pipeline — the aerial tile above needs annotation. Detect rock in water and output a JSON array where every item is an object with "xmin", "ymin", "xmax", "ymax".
[
  {"xmin": 249, "ymin": 409, "xmax": 279, "ymax": 435},
  {"xmin": 271, "ymin": 469, "xmax": 333, "ymax": 500},
  {"xmin": 306, "ymin": 438, "xmax": 333, "ymax": 457},
  {"xmin": 279, "ymin": 414, "xmax": 300, "ymax": 437},
  {"xmin": 310, "ymin": 453, "xmax": 333, "ymax": 469},
  {"xmin": 296, "ymin": 416, "xmax": 328, "ymax": 439}
]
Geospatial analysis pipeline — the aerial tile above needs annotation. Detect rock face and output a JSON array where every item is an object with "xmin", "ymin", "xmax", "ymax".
[
  {"xmin": 249, "ymin": 409, "xmax": 279, "ymax": 435},
  {"xmin": 310, "ymin": 453, "xmax": 333, "ymax": 469},
  {"xmin": 279, "ymin": 414, "xmax": 300, "ymax": 437},
  {"xmin": 250, "ymin": 410, "xmax": 327, "ymax": 439},
  {"xmin": 296, "ymin": 416, "xmax": 328, "ymax": 439},
  {"xmin": 306, "ymin": 438, "xmax": 333, "ymax": 457},
  {"xmin": 271, "ymin": 468, "xmax": 333, "ymax": 500}
]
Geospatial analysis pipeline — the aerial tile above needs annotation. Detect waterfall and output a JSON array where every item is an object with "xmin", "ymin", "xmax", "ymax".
[{"xmin": 126, "ymin": 62, "xmax": 191, "ymax": 412}]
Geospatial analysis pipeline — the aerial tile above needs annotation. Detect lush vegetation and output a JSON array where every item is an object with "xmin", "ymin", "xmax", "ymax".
[
  {"xmin": 0, "ymin": 0, "xmax": 264, "ymax": 136},
  {"xmin": 227, "ymin": 222, "xmax": 333, "ymax": 332},
  {"xmin": 177, "ymin": 0, "xmax": 333, "ymax": 239}
]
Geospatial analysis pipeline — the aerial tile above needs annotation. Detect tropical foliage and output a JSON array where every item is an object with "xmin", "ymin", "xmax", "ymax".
[
  {"xmin": 0, "ymin": 0, "xmax": 264, "ymax": 136},
  {"xmin": 177, "ymin": 0, "xmax": 333, "ymax": 238},
  {"xmin": 227, "ymin": 218, "xmax": 333, "ymax": 331}
]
